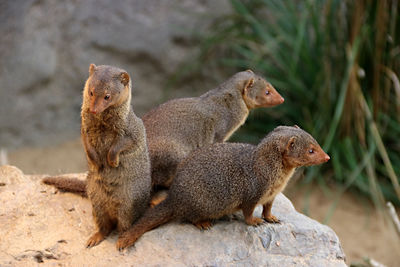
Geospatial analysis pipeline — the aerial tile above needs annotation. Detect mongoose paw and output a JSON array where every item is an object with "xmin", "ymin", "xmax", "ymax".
[
  {"xmin": 245, "ymin": 217, "xmax": 265, "ymax": 226},
  {"xmin": 116, "ymin": 236, "xmax": 134, "ymax": 251},
  {"xmin": 86, "ymin": 232, "xmax": 105, "ymax": 248},
  {"xmin": 264, "ymin": 215, "xmax": 280, "ymax": 224},
  {"xmin": 193, "ymin": 220, "xmax": 213, "ymax": 230},
  {"xmin": 107, "ymin": 152, "xmax": 119, "ymax": 168},
  {"xmin": 150, "ymin": 190, "xmax": 168, "ymax": 208}
]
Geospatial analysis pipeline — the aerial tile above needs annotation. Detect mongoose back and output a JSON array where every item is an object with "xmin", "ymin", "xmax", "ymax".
[
  {"xmin": 144, "ymin": 70, "xmax": 284, "ymax": 188},
  {"xmin": 115, "ymin": 126, "xmax": 330, "ymax": 249},
  {"xmin": 44, "ymin": 70, "xmax": 284, "ymax": 195},
  {"xmin": 75, "ymin": 64, "xmax": 151, "ymax": 247}
]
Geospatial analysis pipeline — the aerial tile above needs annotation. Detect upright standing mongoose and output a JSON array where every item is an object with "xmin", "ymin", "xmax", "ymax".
[
  {"xmin": 78, "ymin": 64, "xmax": 151, "ymax": 247},
  {"xmin": 43, "ymin": 71, "xmax": 284, "ymax": 195},
  {"xmin": 115, "ymin": 126, "xmax": 330, "ymax": 250}
]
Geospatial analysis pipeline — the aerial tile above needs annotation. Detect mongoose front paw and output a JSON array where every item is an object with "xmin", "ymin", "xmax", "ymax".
[
  {"xmin": 264, "ymin": 214, "xmax": 280, "ymax": 224},
  {"xmin": 245, "ymin": 216, "xmax": 265, "ymax": 226},
  {"xmin": 116, "ymin": 236, "xmax": 134, "ymax": 251},
  {"xmin": 107, "ymin": 151, "xmax": 120, "ymax": 168},
  {"xmin": 193, "ymin": 220, "xmax": 213, "ymax": 230},
  {"xmin": 86, "ymin": 232, "xmax": 105, "ymax": 248}
]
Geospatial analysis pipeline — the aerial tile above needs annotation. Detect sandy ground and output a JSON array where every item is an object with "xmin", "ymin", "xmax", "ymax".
[{"xmin": 5, "ymin": 138, "xmax": 400, "ymax": 267}]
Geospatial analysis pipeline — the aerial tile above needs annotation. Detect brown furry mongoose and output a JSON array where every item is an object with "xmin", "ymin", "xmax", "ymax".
[
  {"xmin": 73, "ymin": 64, "xmax": 151, "ymax": 248},
  {"xmin": 115, "ymin": 126, "xmax": 330, "ymax": 250},
  {"xmin": 43, "ymin": 70, "xmax": 284, "ymax": 196},
  {"xmin": 144, "ymin": 70, "xmax": 284, "ymax": 188}
]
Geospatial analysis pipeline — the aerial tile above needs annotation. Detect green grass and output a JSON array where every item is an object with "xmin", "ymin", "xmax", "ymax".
[{"xmin": 175, "ymin": 0, "xmax": 400, "ymax": 207}]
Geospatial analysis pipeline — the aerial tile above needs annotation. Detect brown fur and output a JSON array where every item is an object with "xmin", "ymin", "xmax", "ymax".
[
  {"xmin": 43, "ymin": 70, "xmax": 283, "ymax": 194},
  {"xmin": 115, "ymin": 126, "xmax": 330, "ymax": 250},
  {"xmin": 42, "ymin": 176, "xmax": 87, "ymax": 197},
  {"xmin": 75, "ymin": 64, "xmax": 151, "ymax": 248},
  {"xmin": 145, "ymin": 70, "xmax": 284, "ymax": 188}
]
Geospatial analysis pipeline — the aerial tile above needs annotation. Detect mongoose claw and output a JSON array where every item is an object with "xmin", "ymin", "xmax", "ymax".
[
  {"xmin": 264, "ymin": 215, "xmax": 281, "ymax": 224},
  {"xmin": 193, "ymin": 220, "xmax": 213, "ymax": 230},
  {"xmin": 107, "ymin": 152, "xmax": 119, "ymax": 168},
  {"xmin": 116, "ymin": 236, "xmax": 134, "ymax": 251},
  {"xmin": 86, "ymin": 232, "xmax": 105, "ymax": 248},
  {"xmin": 245, "ymin": 217, "xmax": 265, "ymax": 226}
]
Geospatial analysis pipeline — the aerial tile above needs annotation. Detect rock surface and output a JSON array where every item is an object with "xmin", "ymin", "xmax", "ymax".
[
  {"xmin": 0, "ymin": 165, "xmax": 346, "ymax": 266},
  {"xmin": 0, "ymin": 0, "xmax": 230, "ymax": 148}
]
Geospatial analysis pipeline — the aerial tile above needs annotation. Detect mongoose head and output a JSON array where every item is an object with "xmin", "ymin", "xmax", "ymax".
[
  {"xmin": 84, "ymin": 64, "xmax": 131, "ymax": 114},
  {"xmin": 261, "ymin": 125, "xmax": 330, "ymax": 168},
  {"xmin": 237, "ymin": 70, "xmax": 284, "ymax": 109}
]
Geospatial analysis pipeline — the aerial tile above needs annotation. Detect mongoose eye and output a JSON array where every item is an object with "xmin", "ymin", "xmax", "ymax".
[
  {"xmin": 265, "ymin": 90, "xmax": 270, "ymax": 95},
  {"xmin": 309, "ymin": 149, "xmax": 314, "ymax": 154},
  {"xmin": 90, "ymin": 91, "xmax": 93, "ymax": 96},
  {"xmin": 104, "ymin": 95, "xmax": 110, "ymax": 100}
]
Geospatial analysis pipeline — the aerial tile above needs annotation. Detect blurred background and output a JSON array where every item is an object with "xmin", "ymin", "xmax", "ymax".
[{"xmin": 1, "ymin": 0, "xmax": 399, "ymax": 266}]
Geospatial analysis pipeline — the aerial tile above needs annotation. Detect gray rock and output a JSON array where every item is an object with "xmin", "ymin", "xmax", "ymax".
[
  {"xmin": 0, "ymin": 166, "xmax": 346, "ymax": 266},
  {"xmin": 0, "ymin": 0, "xmax": 230, "ymax": 148}
]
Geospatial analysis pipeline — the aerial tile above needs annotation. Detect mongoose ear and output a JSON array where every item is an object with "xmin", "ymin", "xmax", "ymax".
[
  {"xmin": 246, "ymin": 69, "xmax": 254, "ymax": 74},
  {"xmin": 89, "ymin": 64, "xmax": 97, "ymax": 75},
  {"xmin": 284, "ymin": 136, "xmax": 297, "ymax": 154},
  {"xmin": 294, "ymin": 125, "xmax": 300, "ymax": 129},
  {"xmin": 120, "ymin": 72, "xmax": 130, "ymax": 86},
  {"xmin": 243, "ymin": 78, "xmax": 255, "ymax": 94}
]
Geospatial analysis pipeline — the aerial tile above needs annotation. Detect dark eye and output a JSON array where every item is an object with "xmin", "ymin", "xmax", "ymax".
[
  {"xmin": 309, "ymin": 149, "xmax": 314, "ymax": 154},
  {"xmin": 265, "ymin": 90, "xmax": 270, "ymax": 95},
  {"xmin": 104, "ymin": 95, "xmax": 110, "ymax": 100},
  {"xmin": 90, "ymin": 91, "xmax": 93, "ymax": 96}
]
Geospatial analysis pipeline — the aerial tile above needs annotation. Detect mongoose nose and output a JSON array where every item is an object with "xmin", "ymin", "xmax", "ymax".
[
  {"xmin": 280, "ymin": 96, "xmax": 285, "ymax": 103},
  {"xmin": 324, "ymin": 154, "xmax": 330, "ymax": 162},
  {"xmin": 90, "ymin": 110, "xmax": 97, "ymax": 114}
]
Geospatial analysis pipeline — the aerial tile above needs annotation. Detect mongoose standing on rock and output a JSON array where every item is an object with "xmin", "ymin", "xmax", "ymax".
[
  {"xmin": 44, "ymin": 70, "xmax": 284, "ymax": 197},
  {"xmin": 115, "ymin": 126, "xmax": 330, "ymax": 250},
  {"xmin": 70, "ymin": 64, "xmax": 151, "ymax": 248}
]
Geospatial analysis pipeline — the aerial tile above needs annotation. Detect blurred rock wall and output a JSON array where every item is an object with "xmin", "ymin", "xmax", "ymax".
[{"xmin": 0, "ymin": 0, "xmax": 229, "ymax": 148}]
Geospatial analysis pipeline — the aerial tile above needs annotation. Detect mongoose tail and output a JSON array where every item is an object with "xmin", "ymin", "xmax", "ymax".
[
  {"xmin": 42, "ymin": 176, "xmax": 168, "ymax": 207},
  {"xmin": 42, "ymin": 176, "xmax": 87, "ymax": 197},
  {"xmin": 116, "ymin": 200, "xmax": 174, "ymax": 250}
]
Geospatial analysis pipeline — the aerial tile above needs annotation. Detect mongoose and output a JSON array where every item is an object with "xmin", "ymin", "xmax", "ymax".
[
  {"xmin": 144, "ymin": 70, "xmax": 284, "ymax": 188},
  {"xmin": 44, "ymin": 70, "xmax": 284, "ymax": 195},
  {"xmin": 73, "ymin": 64, "xmax": 151, "ymax": 247},
  {"xmin": 115, "ymin": 126, "xmax": 330, "ymax": 250}
]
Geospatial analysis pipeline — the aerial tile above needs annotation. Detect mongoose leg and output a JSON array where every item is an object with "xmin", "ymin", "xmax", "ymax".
[
  {"xmin": 193, "ymin": 220, "xmax": 213, "ymax": 230},
  {"xmin": 150, "ymin": 190, "xmax": 168, "ymax": 207},
  {"xmin": 262, "ymin": 201, "xmax": 280, "ymax": 223},
  {"xmin": 86, "ymin": 209, "xmax": 115, "ymax": 248},
  {"xmin": 116, "ymin": 214, "xmax": 132, "ymax": 234},
  {"xmin": 107, "ymin": 136, "xmax": 135, "ymax": 168},
  {"xmin": 242, "ymin": 204, "xmax": 264, "ymax": 226},
  {"xmin": 116, "ymin": 202, "xmax": 136, "ymax": 233}
]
